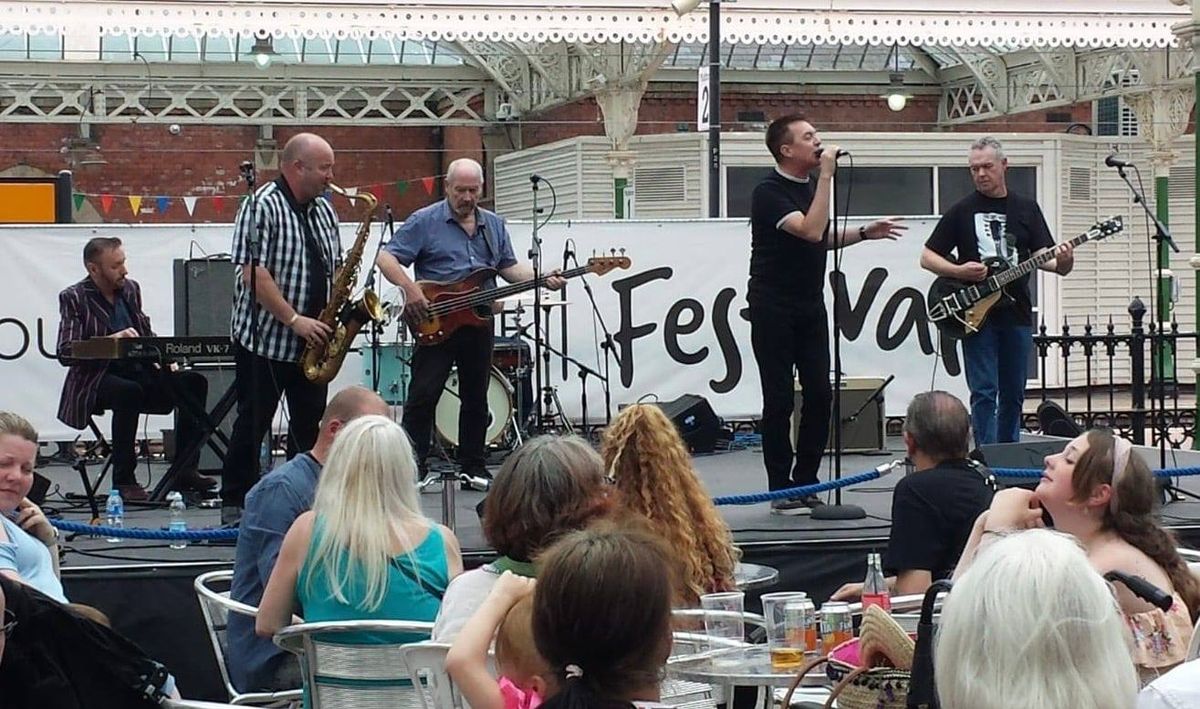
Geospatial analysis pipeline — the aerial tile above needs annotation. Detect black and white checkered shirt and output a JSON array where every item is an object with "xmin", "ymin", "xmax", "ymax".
[{"xmin": 230, "ymin": 177, "xmax": 342, "ymax": 362}]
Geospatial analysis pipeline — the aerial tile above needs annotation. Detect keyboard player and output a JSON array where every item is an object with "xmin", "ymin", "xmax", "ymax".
[{"xmin": 55, "ymin": 237, "xmax": 216, "ymax": 501}]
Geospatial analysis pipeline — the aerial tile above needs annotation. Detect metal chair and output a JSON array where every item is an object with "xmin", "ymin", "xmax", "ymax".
[
  {"xmin": 400, "ymin": 640, "xmax": 498, "ymax": 709},
  {"xmin": 664, "ymin": 610, "xmax": 764, "ymax": 709},
  {"xmin": 273, "ymin": 619, "xmax": 434, "ymax": 709},
  {"xmin": 846, "ymin": 592, "xmax": 944, "ymax": 633},
  {"xmin": 161, "ymin": 700, "xmax": 249, "ymax": 709},
  {"xmin": 193, "ymin": 570, "xmax": 303, "ymax": 707}
]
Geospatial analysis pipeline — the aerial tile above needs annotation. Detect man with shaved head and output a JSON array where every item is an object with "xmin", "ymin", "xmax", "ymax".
[
  {"xmin": 222, "ymin": 132, "xmax": 342, "ymax": 525},
  {"xmin": 377, "ymin": 157, "xmax": 564, "ymax": 488},
  {"xmin": 226, "ymin": 385, "xmax": 390, "ymax": 693}
]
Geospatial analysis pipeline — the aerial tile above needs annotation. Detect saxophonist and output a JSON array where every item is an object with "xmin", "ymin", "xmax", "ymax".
[{"xmin": 221, "ymin": 133, "xmax": 341, "ymax": 526}]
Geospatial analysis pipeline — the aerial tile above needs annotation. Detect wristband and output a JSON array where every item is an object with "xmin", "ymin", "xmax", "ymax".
[{"xmin": 287, "ymin": 313, "xmax": 299, "ymax": 326}]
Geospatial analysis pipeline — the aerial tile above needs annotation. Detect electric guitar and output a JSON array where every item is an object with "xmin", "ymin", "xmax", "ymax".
[
  {"xmin": 926, "ymin": 217, "xmax": 1123, "ymax": 339},
  {"xmin": 409, "ymin": 255, "xmax": 631, "ymax": 346}
]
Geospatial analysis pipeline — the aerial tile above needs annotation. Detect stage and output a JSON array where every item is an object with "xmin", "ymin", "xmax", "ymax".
[{"xmin": 41, "ymin": 435, "xmax": 1200, "ymax": 701}]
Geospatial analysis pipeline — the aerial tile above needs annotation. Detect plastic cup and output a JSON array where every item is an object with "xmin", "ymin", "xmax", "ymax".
[
  {"xmin": 700, "ymin": 591, "xmax": 746, "ymax": 648},
  {"xmin": 761, "ymin": 591, "xmax": 808, "ymax": 669}
]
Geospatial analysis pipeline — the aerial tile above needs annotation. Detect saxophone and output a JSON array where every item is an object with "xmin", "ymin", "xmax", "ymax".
[{"xmin": 300, "ymin": 183, "xmax": 383, "ymax": 384}]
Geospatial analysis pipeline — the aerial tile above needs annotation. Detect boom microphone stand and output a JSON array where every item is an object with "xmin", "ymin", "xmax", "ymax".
[
  {"xmin": 529, "ymin": 174, "xmax": 545, "ymax": 434},
  {"xmin": 570, "ymin": 249, "xmax": 620, "ymax": 427},
  {"xmin": 239, "ymin": 160, "xmax": 263, "ymax": 491},
  {"xmin": 812, "ymin": 153, "xmax": 867, "ymax": 521}
]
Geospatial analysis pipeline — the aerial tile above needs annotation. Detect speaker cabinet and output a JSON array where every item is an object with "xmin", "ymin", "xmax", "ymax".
[
  {"xmin": 793, "ymin": 376, "xmax": 887, "ymax": 453},
  {"xmin": 654, "ymin": 394, "xmax": 722, "ymax": 454},
  {"xmin": 174, "ymin": 257, "xmax": 235, "ymax": 338}
]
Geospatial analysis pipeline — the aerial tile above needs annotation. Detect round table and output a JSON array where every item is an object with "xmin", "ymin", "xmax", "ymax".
[
  {"xmin": 666, "ymin": 645, "xmax": 832, "ymax": 706},
  {"xmin": 733, "ymin": 562, "xmax": 779, "ymax": 591}
]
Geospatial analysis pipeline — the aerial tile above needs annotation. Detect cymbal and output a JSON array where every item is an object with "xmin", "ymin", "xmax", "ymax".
[
  {"xmin": 497, "ymin": 290, "xmax": 569, "ymax": 306},
  {"xmin": 501, "ymin": 298, "xmax": 570, "ymax": 308}
]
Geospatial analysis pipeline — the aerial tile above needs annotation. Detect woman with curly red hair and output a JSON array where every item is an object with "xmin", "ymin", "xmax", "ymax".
[{"xmin": 601, "ymin": 403, "xmax": 740, "ymax": 605}]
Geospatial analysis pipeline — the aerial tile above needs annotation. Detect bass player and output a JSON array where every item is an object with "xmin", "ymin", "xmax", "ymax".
[
  {"xmin": 920, "ymin": 136, "xmax": 1073, "ymax": 447},
  {"xmin": 377, "ymin": 158, "xmax": 565, "ymax": 488}
]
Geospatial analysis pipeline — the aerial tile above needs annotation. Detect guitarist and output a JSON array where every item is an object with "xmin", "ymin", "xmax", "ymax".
[
  {"xmin": 377, "ymin": 158, "xmax": 565, "ymax": 488},
  {"xmin": 920, "ymin": 136, "xmax": 1073, "ymax": 447}
]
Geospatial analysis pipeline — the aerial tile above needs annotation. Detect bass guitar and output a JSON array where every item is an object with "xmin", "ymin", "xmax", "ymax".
[
  {"xmin": 926, "ymin": 216, "xmax": 1123, "ymax": 339},
  {"xmin": 409, "ymin": 255, "xmax": 631, "ymax": 346}
]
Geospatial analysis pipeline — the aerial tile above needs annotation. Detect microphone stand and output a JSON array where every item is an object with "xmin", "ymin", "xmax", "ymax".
[
  {"xmin": 842, "ymin": 375, "xmax": 894, "ymax": 446},
  {"xmin": 239, "ymin": 160, "xmax": 263, "ymax": 487},
  {"xmin": 1112, "ymin": 164, "xmax": 1176, "ymax": 469},
  {"xmin": 365, "ymin": 205, "xmax": 395, "ymax": 396},
  {"xmin": 514, "ymin": 323, "xmax": 586, "ymax": 434},
  {"xmin": 812, "ymin": 154, "xmax": 867, "ymax": 521},
  {"xmin": 529, "ymin": 175, "xmax": 545, "ymax": 434},
  {"xmin": 570, "ymin": 250, "xmax": 620, "ymax": 428}
]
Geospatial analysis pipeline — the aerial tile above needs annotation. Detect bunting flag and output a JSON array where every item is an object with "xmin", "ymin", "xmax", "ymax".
[
  {"xmin": 344, "ymin": 186, "xmax": 357, "ymax": 197},
  {"xmin": 72, "ymin": 193, "xmax": 86, "ymax": 211},
  {"xmin": 368, "ymin": 184, "xmax": 385, "ymax": 203},
  {"xmin": 99, "ymin": 194, "xmax": 114, "ymax": 215},
  {"xmin": 182, "ymin": 196, "xmax": 198, "ymax": 216},
  {"xmin": 421, "ymin": 176, "xmax": 435, "ymax": 196},
  {"xmin": 212, "ymin": 195, "xmax": 225, "ymax": 213},
  {"xmin": 396, "ymin": 181, "xmax": 409, "ymax": 196},
  {"xmin": 128, "ymin": 196, "xmax": 143, "ymax": 214},
  {"xmin": 156, "ymin": 196, "xmax": 170, "ymax": 213}
]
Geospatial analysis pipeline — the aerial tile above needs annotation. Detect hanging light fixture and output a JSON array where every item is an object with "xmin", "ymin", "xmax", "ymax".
[
  {"xmin": 248, "ymin": 35, "xmax": 278, "ymax": 69},
  {"xmin": 670, "ymin": 0, "xmax": 703, "ymax": 15},
  {"xmin": 880, "ymin": 45, "xmax": 911, "ymax": 112}
]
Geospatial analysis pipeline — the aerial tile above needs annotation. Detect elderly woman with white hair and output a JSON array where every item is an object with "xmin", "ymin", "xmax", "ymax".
[{"xmin": 936, "ymin": 528, "xmax": 1139, "ymax": 709}]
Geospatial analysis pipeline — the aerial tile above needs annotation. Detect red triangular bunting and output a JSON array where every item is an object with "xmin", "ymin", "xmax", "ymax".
[
  {"xmin": 421, "ymin": 176, "xmax": 435, "ymax": 195},
  {"xmin": 212, "ymin": 195, "xmax": 225, "ymax": 213},
  {"xmin": 100, "ymin": 194, "xmax": 114, "ymax": 215}
]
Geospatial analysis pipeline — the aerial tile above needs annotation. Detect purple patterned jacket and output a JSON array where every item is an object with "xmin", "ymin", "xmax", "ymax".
[{"xmin": 55, "ymin": 278, "xmax": 154, "ymax": 430}]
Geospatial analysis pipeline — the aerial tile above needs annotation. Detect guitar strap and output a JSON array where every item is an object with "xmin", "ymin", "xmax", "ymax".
[{"xmin": 478, "ymin": 213, "xmax": 499, "ymax": 266}]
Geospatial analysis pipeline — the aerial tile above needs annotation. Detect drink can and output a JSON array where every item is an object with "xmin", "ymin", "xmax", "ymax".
[
  {"xmin": 818, "ymin": 601, "xmax": 854, "ymax": 651},
  {"xmin": 785, "ymin": 598, "xmax": 819, "ymax": 653}
]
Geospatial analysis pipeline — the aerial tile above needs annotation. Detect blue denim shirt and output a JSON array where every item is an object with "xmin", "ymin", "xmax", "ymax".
[
  {"xmin": 226, "ymin": 453, "xmax": 321, "ymax": 693},
  {"xmin": 384, "ymin": 200, "xmax": 517, "ymax": 283}
]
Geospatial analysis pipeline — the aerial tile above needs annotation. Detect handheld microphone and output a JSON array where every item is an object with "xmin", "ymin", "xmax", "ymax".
[
  {"xmin": 1103, "ymin": 570, "xmax": 1174, "ymax": 612},
  {"xmin": 239, "ymin": 160, "xmax": 256, "ymax": 186},
  {"xmin": 385, "ymin": 203, "xmax": 395, "ymax": 233},
  {"xmin": 814, "ymin": 148, "xmax": 850, "ymax": 160},
  {"xmin": 1104, "ymin": 154, "xmax": 1134, "ymax": 169}
]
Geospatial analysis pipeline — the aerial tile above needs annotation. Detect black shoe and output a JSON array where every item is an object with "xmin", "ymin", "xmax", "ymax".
[
  {"xmin": 800, "ymin": 494, "xmax": 826, "ymax": 511},
  {"xmin": 769, "ymin": 497, "xmax": 808, "ymax": 516}
]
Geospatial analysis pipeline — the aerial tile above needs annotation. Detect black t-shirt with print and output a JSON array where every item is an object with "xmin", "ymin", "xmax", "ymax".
[
  {"xmin": 925, "ymin": 191, "xmax": 1054, "ymax": 327},
  {"xmin": 882, "ymin": 460, "xmax": 995, "ymax": 581},
  {"xmin": 748, "ymin": 170, "xmax": 828, "ymax": 305}
]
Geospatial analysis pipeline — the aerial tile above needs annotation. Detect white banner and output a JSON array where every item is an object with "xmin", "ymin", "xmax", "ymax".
[{"xmin": 0, "ymin": 220, "xmax": 967, "ymax": 440}]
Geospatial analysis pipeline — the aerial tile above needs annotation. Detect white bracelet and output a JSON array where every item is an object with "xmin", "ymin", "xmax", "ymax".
[{"xmin": 287, "ymin": 313, "xmax": 299, "ymax": 326}]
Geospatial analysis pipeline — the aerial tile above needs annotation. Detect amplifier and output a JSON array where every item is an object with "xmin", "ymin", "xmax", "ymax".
[
  {"xmin": 794, "ymin": 376, "xmax": 887, "ymax": 453},
  {"xmin": 174, "ymin": 257, "xmax": 235, "ymax": 340},
  {"xmin": 180, "ymin": 364, "xmax": 237, "ymax": 474}
]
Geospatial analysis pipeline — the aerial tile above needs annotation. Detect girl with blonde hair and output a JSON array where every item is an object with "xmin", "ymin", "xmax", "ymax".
[
  {"xmin": 601, "ymin": 403, "xmax": 739, "ymax": 604},
  {"xmin": 258, "ymin": 415, "xmax": 462, "ymax": 643}
]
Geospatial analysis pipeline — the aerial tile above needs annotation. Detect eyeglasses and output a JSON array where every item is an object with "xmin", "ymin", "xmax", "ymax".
[{"xmin": 2, "ymin": 609, "xmax": 15, "ymax": 638}]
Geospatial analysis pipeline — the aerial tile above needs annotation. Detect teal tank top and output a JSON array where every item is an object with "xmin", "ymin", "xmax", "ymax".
[{"xmin": 296, "ymin": 517, "xmax": 448, "ymax": 645}]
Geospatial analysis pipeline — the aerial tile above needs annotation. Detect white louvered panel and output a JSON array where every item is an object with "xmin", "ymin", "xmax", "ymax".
[
  {"xmin": 494, "ymin": 138, "xmax": 593, "ymax": 219},
  {"xmin": 579, "ymin": 142, "xmax": 617, "ymax": 218},
  {"xmin": 1066, "ymin": 166, "xmax": 1093, "ymax": 203}
]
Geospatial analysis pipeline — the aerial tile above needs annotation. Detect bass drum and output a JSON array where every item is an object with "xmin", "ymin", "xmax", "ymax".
[{"xmin": 434, "ymin": 367, "xmax": 514, "ymax": 448}]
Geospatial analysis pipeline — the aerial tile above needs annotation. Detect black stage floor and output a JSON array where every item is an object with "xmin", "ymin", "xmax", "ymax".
[{"xmin": 39, "ymin": 434, "xmax": 1200, "ymax": 702}]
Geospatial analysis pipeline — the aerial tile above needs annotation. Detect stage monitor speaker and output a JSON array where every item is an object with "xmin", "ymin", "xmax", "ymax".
[
  {"xmin": 654, "ymin": 394, "xmax": 722, "ymax": 454},
  {"xmin": 978, "ymin": 440, "xmax": 1064, "ymax": 491},
  {"xmin": 174, "ymin": 257, "xmax": 235, "ymax": 338},
  {"xmin": 794, "ymin": 377, "xmax": 886, "ymax": 453}
]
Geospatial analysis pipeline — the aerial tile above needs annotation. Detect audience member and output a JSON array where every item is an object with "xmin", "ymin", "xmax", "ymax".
[
  {"xmin": 227, "ymin": 386, "xmax": 388, "ymax": 693},
  {"xmin": 0, "ymin": 412, "xmax": 66, "ymax": 603},
  {"xmin": 433, "ymin": 435, "xmax": 610, "ymax": 641},
  {"xmin": 601, "ymin": 404, "xmax": 739, "ymax": 604},
  {"xmin": 935, "ymin": 528, "xmax": 1138, "ymax": 709},
  {"xmin": 257, "ymin": 415, "xmax": 462, "ymax": 643},
  {"xmin": 533, "ymin": 524, "xmax": 677, "ymax": 709},
  {"xmin": 0, "ymin": 575, "xmax": 177, "ymax": 708},
  {"xmin": 958, "ymin": 429, "xmax": 1199, "ymax": 678},
  {"xmin": 1138, "ymin": 658, "xmax": 1200, "ymax": 708},
  {"xmin": 446, "ymin": 571, "xmax": 548, "ymax": 709},
  {"xmin": 834, "ymin": 391, "xmax": 993, "ymax": 601}
]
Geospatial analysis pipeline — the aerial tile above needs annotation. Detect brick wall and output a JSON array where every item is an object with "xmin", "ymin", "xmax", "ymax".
[{"xmin": 0, "ymin": 90, "xmax": 1139, "ymax": 224}]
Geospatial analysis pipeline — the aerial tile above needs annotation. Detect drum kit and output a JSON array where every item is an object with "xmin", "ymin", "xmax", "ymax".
[{"xmin": 360, "ymin": 288, "xmax": 569, "ymax": 453}]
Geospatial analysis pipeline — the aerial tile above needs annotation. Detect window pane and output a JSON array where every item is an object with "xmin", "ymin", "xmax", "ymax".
[
  {"xmin": 725, "ymin": 166, "xmax": 775, "ymax": 218},
  {"xmin": 834, "ymin": 167, "xmax": 933, "ymax": 216}
]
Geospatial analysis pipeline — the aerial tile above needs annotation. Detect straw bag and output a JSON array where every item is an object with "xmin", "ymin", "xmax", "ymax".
[{"xmin": 780, "ymin": 606, "xmax": 915, "ymax": 709}]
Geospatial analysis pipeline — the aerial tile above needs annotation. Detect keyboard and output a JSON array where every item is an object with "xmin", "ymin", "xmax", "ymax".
[{"xmin": 69, "ymin": 336, "xmax": 234, "ymax": 360}]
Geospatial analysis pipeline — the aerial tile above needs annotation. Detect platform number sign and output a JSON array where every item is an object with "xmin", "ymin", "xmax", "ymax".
[{"xmin": 697, "ymin": 66, "xmax": 710, "ymax": 131}]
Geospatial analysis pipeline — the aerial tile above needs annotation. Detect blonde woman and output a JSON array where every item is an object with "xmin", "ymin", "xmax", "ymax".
[
  {"xmin": 601, "ymin": 404, "xmax": 739, "ymax": 604},
  {"xmin": 258, "ymin": 415, "xmax": 463, "ymax": 643}
]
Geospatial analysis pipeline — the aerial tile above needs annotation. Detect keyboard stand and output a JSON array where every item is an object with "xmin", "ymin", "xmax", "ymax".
[{"xmin": 149, "ymin": 378, "xmax": 237, "ymax": 503}]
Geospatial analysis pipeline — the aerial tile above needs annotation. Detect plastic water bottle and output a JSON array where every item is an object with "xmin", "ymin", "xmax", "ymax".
[
  {"xmin": 260, "ymin": 438, "xmax": 273, "ymax": 473},
  {"xmin": 104, "ymin": 488, "xmax": 124, "ymax": 544},
  {"xmin": 168, "ymin": 491, "xmax": 188, "ymax": 549}
]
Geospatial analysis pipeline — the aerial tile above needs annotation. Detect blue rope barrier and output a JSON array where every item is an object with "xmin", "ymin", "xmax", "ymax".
[
  {"xmin": 51, "ymin": 519, "xmax": 238, "ymax": 541},
  {"xmin": 712, "ymin": 469, "xmax": 883, "ymax": 506},
  {"xmin": 993, "ymin": 466, "xmax": 1200, "ymax": 479}
]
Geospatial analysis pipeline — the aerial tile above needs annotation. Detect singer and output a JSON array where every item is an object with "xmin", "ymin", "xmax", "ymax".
[
  {"xmin": 920, "ymin": 136, "xmax": 1073, "ymax": 447},
  {"xmin": 376, "ymin": 158, "xmax": 565, "ymax": 488},
  {"xmin": 749, "ymin": 114, "xmax": 905, "ymax": 515}
]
